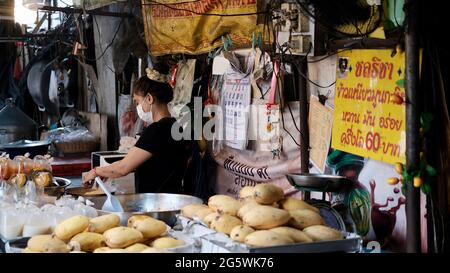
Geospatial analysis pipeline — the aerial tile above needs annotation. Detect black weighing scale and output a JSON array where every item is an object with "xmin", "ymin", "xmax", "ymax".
[{"xmin": 286, "ymin": 173, "xmax": 357, "ymax": 234}]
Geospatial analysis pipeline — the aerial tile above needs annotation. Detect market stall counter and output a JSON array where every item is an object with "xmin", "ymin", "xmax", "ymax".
[{"xmin": 1, "ymin": 176, "xmax": 363, "ymax": 253}]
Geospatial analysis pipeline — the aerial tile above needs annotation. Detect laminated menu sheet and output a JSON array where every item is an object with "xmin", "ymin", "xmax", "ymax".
[{"xmin": 308, "ymin": 96, "xmax": 334, "ymax": 173}]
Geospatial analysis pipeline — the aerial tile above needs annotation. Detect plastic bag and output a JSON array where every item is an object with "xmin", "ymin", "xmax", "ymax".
[
  {"xmin": 22, "ymin": 211, "xmax": 51, "ymax": 237},
  {"xmin": 0, "ymin": 207, "xmax": 25, "ymax": 240},
  {"xmin": 0, "ymin": 181, "xmax": 10, "ymax": 202},
  {"xmin": 33, "ymin": 155, "xmax": 53, "ymax": 172},
  {"xmin": 45, "ymin": 126, "xmax": 98, "ymax": 144},
  {"xmin": 0, "ymin": 157, "xmax": 18, "ymax": 180},
  {"xmin": 60, "ymin": 108, "xmax": 85, "ymax": 127}
]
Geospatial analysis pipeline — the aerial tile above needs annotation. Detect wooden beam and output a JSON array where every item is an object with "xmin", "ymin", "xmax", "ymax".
[{"xmin": 39, "ymin": 6, "xmax": 132, "ymax": 18}]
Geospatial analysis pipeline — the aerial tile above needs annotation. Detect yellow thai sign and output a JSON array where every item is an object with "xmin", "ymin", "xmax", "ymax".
[
  {"xmin": 331, "ymin": 49, "xmax": 406, "ymax": 164},
  {"xmin": 141, "ymin": 0, "xmax": 262, "ymax": 56}
]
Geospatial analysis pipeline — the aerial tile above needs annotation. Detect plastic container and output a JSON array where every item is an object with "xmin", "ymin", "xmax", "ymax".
[
  {"xmin": 0, "ymin": 208, "xmax": 24, "ymax": 240},
  {"xmin": 22, "ymin": 212, "xmax": 51, "ymax": 237}
]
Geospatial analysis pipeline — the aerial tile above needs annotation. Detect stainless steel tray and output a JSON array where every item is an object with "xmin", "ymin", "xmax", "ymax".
[
  {"xmin": 249, "ymin": 235, "xmax": 363, "ymax": 253},
  {"xmin": 199, "ymin": 231, "xmax": 362, "ymax": 253},
  {"xmin": 286, "ymin": 173, "xmax": 354, "ymax": 192},
  {"xmin": 65, "ymin": 186, "xmax": 115, "ymax": 197},
  {"xmin": 87, "ymin": 193, "xmax": 203, "ymax": 226},
  {"xmin": 0, "ymin": 236, "xmax": 29, "ymax": 253}
]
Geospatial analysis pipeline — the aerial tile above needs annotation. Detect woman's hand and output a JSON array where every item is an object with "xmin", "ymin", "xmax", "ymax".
[
  {"xmin": 82, "ymin": 168, "xmax": 97, "ymax": 188},
  {"xmin": 81, "ymin": 147, "xmax": 151, "ymax": 188}
]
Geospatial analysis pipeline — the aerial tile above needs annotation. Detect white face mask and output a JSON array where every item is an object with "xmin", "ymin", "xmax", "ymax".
[{"xmin": 137, "ymin": 102, "xmax": 153, "ymax": 123}]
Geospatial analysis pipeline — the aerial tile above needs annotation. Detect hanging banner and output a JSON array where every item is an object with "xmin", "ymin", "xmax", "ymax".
[
  {"xmin": 141, "ymin": 0, "xmax": 260, "ymax": 56},
  {"xmin": 331, "ymin": 49, "xmax": 406, "ymax": 165}
]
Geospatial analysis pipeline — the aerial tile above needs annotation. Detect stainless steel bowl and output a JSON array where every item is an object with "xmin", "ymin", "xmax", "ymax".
[
  {"xmin": 44, "ymin": 177, "xmax": 71, "ymax": 198},
  {"xmin": 87, "ymin": 193, "xmax": 203, "ymax": 226}
]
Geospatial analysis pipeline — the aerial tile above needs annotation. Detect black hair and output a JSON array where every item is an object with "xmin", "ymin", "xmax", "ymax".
[{"xmin": 133, "ymin": 76, "xmax": 174, "ymax": 104}]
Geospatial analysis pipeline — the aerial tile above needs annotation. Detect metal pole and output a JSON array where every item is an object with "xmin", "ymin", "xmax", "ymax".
[
  {"xmin": 405, "ymin": 0, "xmax": 421, "ymax": 253},
  {"xmin": 47, "ymin": 0, "xmax": 52, "ymax": 30},
  {"xmin": 298, "ymin": 59, "xmax": 311, "ymax": 200},
  {"xmin": 53, "ymin": 0, "xmax": 58, "ymax": 26}
]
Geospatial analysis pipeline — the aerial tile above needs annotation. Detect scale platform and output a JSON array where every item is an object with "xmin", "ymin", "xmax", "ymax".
[{"xmin": 286, "ymin": 173, "xmax": 354, "ymax": 193}]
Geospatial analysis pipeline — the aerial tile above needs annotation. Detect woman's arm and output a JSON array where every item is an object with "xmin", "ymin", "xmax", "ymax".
[{"xmin": 82, "ymin": 147, "xmax": 152, "ymax": 186}]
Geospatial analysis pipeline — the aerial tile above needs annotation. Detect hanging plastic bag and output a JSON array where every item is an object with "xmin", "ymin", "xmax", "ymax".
[{"xmin": 169, "ymin": 59, "xmax": 196, "ymax": 119}]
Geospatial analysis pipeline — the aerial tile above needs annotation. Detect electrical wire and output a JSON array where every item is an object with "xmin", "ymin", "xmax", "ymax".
[
  {"xmin": 271, "ymin": 55, "xmax": 303, "ymax": 148},
  {"xmin": 270, "ymin": 31, "xmax": 312, "ymax": 145},
  {"xmin": 280, "ymin": 106, "xmax": 301, "ymax": 148},
  {"xmin": 301, "ymin": 71, "xmax": 335, "ymax": 88},
  {"xmin": 306, "ymin": 48, "xmax": 352, "ymax": 63},
  {"xmin": 141, "ymin": 0, "xmax": 270, "ymax": 17},
  {"xmin": 291, "ymin": 58, "xmax": 335, "ymax": 89},
  {"xmin": 284, "ymin": 118, "xmax": 302, "ymax": 147},
  {"xmin": 83, "ymin": 16, "xmax": 123, "ymax": 63},
  {"xmin": 261, "ymin": 2, "xmax": 274, "ymax": 53}
]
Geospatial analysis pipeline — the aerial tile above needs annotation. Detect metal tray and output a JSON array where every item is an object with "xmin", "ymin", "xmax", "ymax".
[
  {"xmin": 66, "ymin": 186, "xmax": 115, "ymax": 197},
  {"xmin": 87, "ymin": 193, "xmax": 203, "ymax": 226},
  {"xmin": 0, "ymin": 236, "xmax": 30, "ymax": 253},
  {"xmin": 249, "ymin": 235, "xmax": 363, "ymax": 253},
  {"xmin": 286, "ymin": 173, "xmax": 354, "ymax": 192},
  {"xmin": 198, "ymin": 231, "xmax": 362, "ymax": 253},
  {"xmin": 0, "ymin": 140, "xmax": 51, "ymax": 158}
]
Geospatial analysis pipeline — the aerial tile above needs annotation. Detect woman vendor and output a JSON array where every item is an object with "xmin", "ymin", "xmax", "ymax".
[{"xmin": 82, "ymin": 73, "xmax": 189, "ymax": 194}]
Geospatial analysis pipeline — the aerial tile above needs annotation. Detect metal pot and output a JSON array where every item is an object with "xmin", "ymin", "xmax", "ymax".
[
  {"xmin": 0, "ymin": 140, "xmax": 51, "ymax": 158},
  {"xmin": 45, "ymin": 177, "xmax": 71, "ymax": 198},
  {"xmin": 86, "ymin": 193, "xmax": 203, "ymax": 226},
  {"xmin": 0, "ymin": 99, "xmax": 38, "ymax": 145}
]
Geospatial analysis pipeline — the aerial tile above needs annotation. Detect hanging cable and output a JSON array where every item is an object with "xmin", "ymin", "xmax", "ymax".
[
  {"xmin": 306, "ymin": 48, "xmax": 354, "ymax": 63},
  {"xmin": 83, "ymin": 16, "xmax": 124, "ymax": 63},
  {"xmin": 291, "ymin": 59, "xmax": 335, "ymax": 89},
  {"xmin": 272, "ymin": 57, "xmax": 303, "ymax": 148}
]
